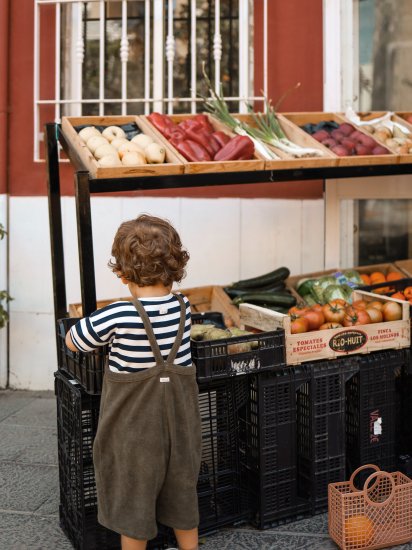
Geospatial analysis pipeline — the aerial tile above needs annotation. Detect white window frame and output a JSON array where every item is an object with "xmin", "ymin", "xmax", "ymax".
[
  {"xmin": 322, "ymin": 0, "xmax": 412, "ymax": 268},
  {"xmin": 34, "ymin": 0, "xmax": 269, "ymax": 162}
]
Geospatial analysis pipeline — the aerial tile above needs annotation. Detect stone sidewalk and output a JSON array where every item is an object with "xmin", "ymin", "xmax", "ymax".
[{"xmin": 1, "ymin": 389, "xmax": 412, "ymax": 550}]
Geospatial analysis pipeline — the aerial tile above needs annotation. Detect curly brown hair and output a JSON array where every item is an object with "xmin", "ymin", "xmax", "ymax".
[{"xmin": 108, "ymin": 214, "xmax": 189, "ymax": 287}]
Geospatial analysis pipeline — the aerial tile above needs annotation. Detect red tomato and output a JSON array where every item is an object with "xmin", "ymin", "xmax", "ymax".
[
  {"xmin": 311, "ymin": 303, "xmax": 324, "ymax": 313},
  {"xmin": 322, "ymin": 302, "xmax": 345, "ymax": 324},
  {"xmin": 302, "ymin": 308, "xmax": 325, "ymax": 330},
  {"xmin": 288, "ymin": 304, "xmax": 309, "ymax": 316},
  {"xmin": 404, "ymin": 287, "xmax": 412, "ymax": 300},
  {"xmin": 290, "ymin": 316, "xmax": 310, "ymax": 334},
  {"xmin": 365, "ymin": 306, "xmax": 383, "ymax": 324},
  {"xmin": 391, "ymin": 291, "xmax": 406, "ymax": 301},
  {"xmin": 382, "ymin": 301, "xmax": 402, "ymax": 321},
  {"xmin": 319, "ymin": 322, "xmax": 343, "ymax": 330},
  {"xmin": 343, "ymin": 307, "xmax": 371, "ymax": 326},
  {"xmin": 330, "ymin": 298, "xmax": 347, "ymax": 307}
]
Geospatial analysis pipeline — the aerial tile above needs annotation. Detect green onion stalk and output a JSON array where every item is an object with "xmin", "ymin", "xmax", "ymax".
[{"xmin": 200, "ymin": 66, "xmax": 323, "ymax": 159}]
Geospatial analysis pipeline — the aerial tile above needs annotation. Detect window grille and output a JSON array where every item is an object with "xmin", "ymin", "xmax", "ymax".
[{"xmin": 34, "ymin": 0, "xmax": 268, "ymax": 161}]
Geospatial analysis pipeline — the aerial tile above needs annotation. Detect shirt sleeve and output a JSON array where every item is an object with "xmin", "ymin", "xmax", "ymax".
[{"xmin": 69, "ymin": 304, "xmax": 118, "ymax": 352}]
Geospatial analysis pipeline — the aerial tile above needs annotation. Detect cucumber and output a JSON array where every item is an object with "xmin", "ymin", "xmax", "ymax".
[
  {"xmin": 224, "ymin": 282, "xmax": 287, "ymax": 298},
  {"xmin": 230, "ymin": 267, "xmax": 290, "ymax": 290},
  {"xmin": 232, "ymin": 292, "xmax": 296, "ymax": 308}
]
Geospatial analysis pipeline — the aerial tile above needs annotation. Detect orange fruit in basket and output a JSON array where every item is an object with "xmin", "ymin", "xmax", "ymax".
[
  {"xmin": 344, "ymin": 515, "xmax": 374, "ymax": 547},
  {"xmin": 370, "ymin": 271, "xmax": 386, "ymax": 284},
  {"xmin": 386, "ymin": 271, "xmax": 403, "ymax": 282},
  {"xmin": 360, "ymin": 273, "xmax": 371, "ymax": 285}
]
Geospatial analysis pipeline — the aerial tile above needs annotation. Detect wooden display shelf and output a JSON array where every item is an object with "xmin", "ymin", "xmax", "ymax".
[
  {"xmin": 282, "ymin": 112, "xmax": 399, "ymax": 166},
  {"xmin": 240, "ymin": 290, "xmax": 410, "ymax": 365},
  {"xmin": 61, "ymin": 115, "xmax": 184, "ymax": 178},
  {"xmin": 140, "ymin": 113, "xmax": 265, "ymax": 174}
]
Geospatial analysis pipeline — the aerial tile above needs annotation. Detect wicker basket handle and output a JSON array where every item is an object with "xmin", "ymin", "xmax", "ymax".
[
  {"xmin": 363, "ymin": 471, "xmax": 396, "ymax": 508},
  {"xmin": 349, "ymin": 464, "xmax": 381, "ymax": 492}
]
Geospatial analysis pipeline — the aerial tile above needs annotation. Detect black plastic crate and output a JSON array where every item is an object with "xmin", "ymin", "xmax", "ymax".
[
  {"xmin": 345, "ymin": 349, "xmax": 405, "ymax": 483},
  {"xmin": 191, "ymin": 312, "xmax": 285, "ymax": 381},
  {"xmin": 297, "ymin": 357, "xmax": 359, "ymax": 514},
  {"xmin": 396, "ymin": 350, "xmax": 412, "ymax": 460},
  {"xmin": 197, "ymin": 377, "xmax": 249, "ymax": 535},
  {"xmin": 57, "ymin": 318, "xmax": 107, "ymax": 395},
  {"xmin": 55, "ymin": 371, "xmax": 169, "ymax": 550},
  {"xmin": 238, "ymin": 368, "xmax": 311, "ymax": 529}
]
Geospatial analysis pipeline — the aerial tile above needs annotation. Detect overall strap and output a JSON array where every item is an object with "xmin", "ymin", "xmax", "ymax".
[
  {"xmin": 166, "ymin": 293, "xmax": 187, "ymax": 364},
  {"xmin": 132, "ymin": 298, "xmax": 164, "ymax": 366}
]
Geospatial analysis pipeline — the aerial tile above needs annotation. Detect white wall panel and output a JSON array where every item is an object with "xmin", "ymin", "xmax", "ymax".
[
  {"xmin": 0, "ymin": 194, "xmax": 8, "ymax": 387},
  {"xmin": 9, "ymin": 198, "xmax": 54, "ymax": 314},
  {"xmin": 179, "ymin": 198, "xmax": 241, "ymax": 288},
  {"xmin": 9, "ymin": 311, "xmax": 56, "ymax": 391},
  {"xmin": 300, "ymin": 199, "xmax": 325, "ymax": 273}
]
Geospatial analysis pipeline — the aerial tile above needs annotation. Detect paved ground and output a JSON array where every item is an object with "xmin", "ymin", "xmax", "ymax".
[{"xmin": 1, "ymin": 389, "xmax": 412, "ymax": 550}]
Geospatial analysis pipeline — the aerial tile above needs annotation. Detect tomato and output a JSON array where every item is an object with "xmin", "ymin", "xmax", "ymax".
[
  {"xmin": 330, "ymin": 298, "xmax": 347, "ymax": 307},
  {"xmin": 302, "ymin": 308, "xmax": 325, "ymax": 330},
  {"xmin": 322, "ymin": 302, "xmax": 345, "ymax": 324},
  {"xmin": 386, "ymin": 271, "xmax": 403, "ymax": 282},
  {"xmin": 403, "ymin": 287, "xmax": 412, "ymax": 300},
  {"xmin": 343, "ymin": 307, "xmax": 371, "ymax": 326},
  {"xmin": 382, "ymin": 301, "xmax": 402, "ymax": 322},
  {"xmin": 288, "ymin": 304, "xmax": 309, "ymax": 316},
  {"xmin": 365, "ymin": 306, "xmax": 383, "ymax": 324},
  {"xmin": 367, "ymin": 300, "xmax": 383, "ymax": 311},
  {"xmin": 352, "ymin": 299, "xmax": 367, "ymax": 310},
  {"xmin": 391, "ymin": 291, "xmax": 406, "ymax": 301},
  {"xmin": 311, "ymin": 303, "xmax": 324, "ymax": 313},
  {"xmin": 319, "ymin": 322, "xmax": 343, "ymax": 330},
  {"xmin": 360, "ymin": 273, "xmax": 371, "ymax": 285},
  {"xmin": 290, "ymin": 316, "xmax": 310, "ymax": 334}
]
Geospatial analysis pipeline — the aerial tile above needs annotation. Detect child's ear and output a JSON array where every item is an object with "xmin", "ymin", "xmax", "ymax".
[{"xmin": 120, "ymin": 276, "xmax": 129, "ymax": 285}]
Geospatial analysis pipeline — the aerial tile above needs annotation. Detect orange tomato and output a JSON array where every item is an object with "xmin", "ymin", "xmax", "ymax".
[
  {"xmin": 290, "ymin": 316, "xmax": 309, "ymax": 334},
  {"xmin": 391, "ymin": 291, "xmax": 406, "ymax": 301},
  {"xmin": 386, "ymin": 271, "xmax": 403, "ymax": 282},
  {"xmin": 302, "ymin": 308, "xmax": 325, "ymax": 330},
  {"xmin": 344, "ymin": 515, "xmax": 374, "ymax": 547},
  {"xmin": 404, "ymin": 287, "xmax": 412, "ymax": 300},
  {"xmin": 319, "ymin": 322, "xmax": 343, "ymax": 330},
  {"xmin": 352, "ymin": 299, "xmax": 367, "ymax": 310},
  {"xmin": 360, "ymin": 273, "xmax": 371, "ymax": 285}
]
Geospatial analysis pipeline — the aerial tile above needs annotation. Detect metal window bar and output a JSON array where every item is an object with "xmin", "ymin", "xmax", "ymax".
[{"xmin": 34, "ymin": 0, "xmax": 269, "ymax": 161}]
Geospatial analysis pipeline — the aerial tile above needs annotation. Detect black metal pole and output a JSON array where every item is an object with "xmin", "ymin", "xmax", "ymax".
[
  {"xmin": 45, "ymin": 123, "xmax": 67, "ymax": 329},
  {"xmin": 74, "ymin": 170, "xmax": 97, "ymax": 316}
]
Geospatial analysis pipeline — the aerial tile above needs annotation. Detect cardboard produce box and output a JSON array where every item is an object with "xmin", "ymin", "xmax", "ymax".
[
  {"xmin": 395, "ymin": 259, "xmax": 412, "ymax": 278},
  {"xmin": 239, "ymin": 290, "xmax": 410, "ymax": 365}
]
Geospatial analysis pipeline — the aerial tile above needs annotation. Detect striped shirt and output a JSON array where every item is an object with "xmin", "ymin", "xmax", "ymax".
[{"xmin": 69, "ymin": 293, "xmax": 192, "ymax": 373}]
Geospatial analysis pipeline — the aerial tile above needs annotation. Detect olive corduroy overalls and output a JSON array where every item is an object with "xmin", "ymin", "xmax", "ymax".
[{"xmin": 93, "ymin": 294, "xmax": 202, "ymax": 541}]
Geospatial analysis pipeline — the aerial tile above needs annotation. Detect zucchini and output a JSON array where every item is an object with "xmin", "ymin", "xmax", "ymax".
[
  {"xmin": 232, "ymin": 292, "xmax": 296, "ymax": 308},
  {"xmin": 224, "ymin": 282, "xmax": 287, "ymax": 298},
  {"xmin": 230, "ymin": 267, "xmax": 290, "ymax": 290}
]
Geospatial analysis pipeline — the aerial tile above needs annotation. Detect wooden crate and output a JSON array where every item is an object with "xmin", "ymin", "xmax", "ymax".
[
  {"xmin": 395, "ymin": 259, "xmax": 412, "ymax": 278},
  {"xmin": 231, "ymin": 113, "xmax": 337, "ymax": 170},
  {"xmin": 61, "ymin": 115, "xmax": 184, "ymax": 178},
  {"xmin": 68, "ymin": 285, "xmax": 240, "ymax": 326},
  {"xmin": 179, "ymin": 285, "xmax": 240, "ymax": 327},
  {"xmin": 281, "ymin": 112, "xmax": 399, "ymax": 166},
  {"xmin": 140, "ymin": 113, "xmax": 265, "ymax": 174},
  {"xmin": 340, "ymin": 111, "xmax": 412, "ymax": 164},
  {"xmin": 239, "ymin": 290, "xmax": 410, "ymax": 365}
]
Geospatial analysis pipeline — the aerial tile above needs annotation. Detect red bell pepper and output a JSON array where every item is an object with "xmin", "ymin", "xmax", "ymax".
[
  {"xmin": 193, "ymin": 114, "xmax": 214, "ymax": 134},
  {"xmin": 147, "ymin": 112, "xmax": 174, "ymax": 135},
  {"xmin": 185, "ymin": 125, "xmax": 216, "ymax": 157},
  {"xmin": 176, "ymin": 140, "xmax": 212, "ymax": 162},
  {"xmin": 214, "ymin": 135, "xmax": 255, "ymax": 161},
  {"xmin": 212, "ymin": 131, "xmax": 230, "ymax": 149}
]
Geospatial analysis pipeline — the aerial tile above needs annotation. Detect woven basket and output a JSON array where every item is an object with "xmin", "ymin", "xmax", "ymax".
[{"xmin": 329, "ymin": 464, "xmax": 412, "ymax": 549}]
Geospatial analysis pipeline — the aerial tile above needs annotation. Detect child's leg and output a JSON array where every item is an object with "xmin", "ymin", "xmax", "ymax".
[
  {"xmin": 173, "ymin": 527, "xmax": 198, "ymax": 550},
  {"xmin": 121, "ymin": 534, "xmax": 147, "ymax": 550}
]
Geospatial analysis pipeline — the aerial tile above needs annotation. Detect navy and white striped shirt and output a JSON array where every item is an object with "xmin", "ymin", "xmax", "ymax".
[{"xmin": 70, "ymin": 293, "xmax": 192, "ymax": 373}]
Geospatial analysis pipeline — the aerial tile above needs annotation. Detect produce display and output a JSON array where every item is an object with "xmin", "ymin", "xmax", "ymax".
[
  {"xmin": 224, "ymin": 266, "xmax": 296, "ymax": 313},
  {"xmin": 287, "ymin": 296, "xmax": 403, "ymax": 334},
  {"xmin": 302, "ymin": 121, "xmax": 390, "ymax": 156},
  {"xmin": 77, "ymin": 124, "xmax": 166, "ymax": 167},
  {"xmin": 295, "ymin": 270, "xmax": 364, "ymax": 305},
  {"xmin": 147, "ymin": 112, "xmax": 255, "ymax": 162},
  {"xmin": 190, "ymin": 324, "xmax": 258, "ymax": 353}
]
